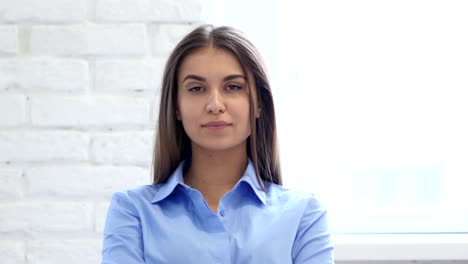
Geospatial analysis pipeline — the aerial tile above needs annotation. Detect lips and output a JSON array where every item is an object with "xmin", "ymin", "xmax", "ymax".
[{"xmin": 202, "ymin": 121, "xmax": 232, "ymax": 129}]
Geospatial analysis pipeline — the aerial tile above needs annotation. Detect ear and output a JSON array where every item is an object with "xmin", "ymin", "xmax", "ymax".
[{"xmin": 256, "ymin": 107, "xmax": 261, "ymax": 118}]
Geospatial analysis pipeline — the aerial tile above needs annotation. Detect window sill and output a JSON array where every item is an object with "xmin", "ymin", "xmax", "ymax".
[{"xmin": 334, "ymin": 234, "xmax": 468, "ymax": 261}]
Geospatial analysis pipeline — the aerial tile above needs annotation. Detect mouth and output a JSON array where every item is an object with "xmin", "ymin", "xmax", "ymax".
[{"xmin": 201, "ymin": 121, "xmax": 232, "ymax": 130}]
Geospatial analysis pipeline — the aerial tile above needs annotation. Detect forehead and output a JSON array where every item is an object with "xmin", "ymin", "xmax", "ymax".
[{"xmin": 178, "ymin": 47, "xmax": 244, "ymax": 78}]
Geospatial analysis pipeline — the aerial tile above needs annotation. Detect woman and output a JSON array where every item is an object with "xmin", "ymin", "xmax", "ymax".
[{"xmin": 102, "ymin": 24, "xmax": 334, "ymax": 263}]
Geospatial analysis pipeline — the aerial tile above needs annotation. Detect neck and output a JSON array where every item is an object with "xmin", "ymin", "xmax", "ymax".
[{"xmin": 184, "ymin": 143, "xmax": 248, "ymax": 212}]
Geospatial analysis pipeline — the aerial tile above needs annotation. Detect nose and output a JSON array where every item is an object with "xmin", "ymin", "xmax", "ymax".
[{"xmin": 206, "ymin": 89, "xmax": 226, "ymax": 114}]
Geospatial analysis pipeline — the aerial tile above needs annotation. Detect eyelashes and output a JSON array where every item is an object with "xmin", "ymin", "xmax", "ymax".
[
  {"xmin": 188, "ymin": 86, "xmax": 204, "ymax": 92},
  {"xmin": 225, "ymin": 84, "xmax": 243, "ymax": 91},
  {"xmin": 187, "ymin": 84, "xmax": 245, "ymax": 93}
]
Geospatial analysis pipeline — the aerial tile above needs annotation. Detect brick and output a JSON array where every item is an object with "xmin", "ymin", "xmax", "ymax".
[
  {"xmin": 0, "ymin": 95, "xmax": 26, "ymax": 126},
  {"xmin": 31, "ymin": 95, "xmax": 151, "ymax": 127},
  {"xmin": 0, "ymin": 167, "xmax": 23, "ymax": 199},
  {"xmin": 151, "ymin": 24, "xmax": 197, "ymax": 56},
  {"xmin": 0, "ymin": 25, "xmax": 18, "ymax": 54},
  {"xmin": 96, "ymin": 0, "xmax": 201, "ymax": 22},
  {"xmin": 0, "ymin": 131, "xmax": 89, "ymax": 162},
  {"xmin": 0, "ymin": 202, "xmax": 92, "ymax": 232},
  {"xmin": 0, "ymin": 59, "xmax": 89, "ymax": 91},
  {"xmin": 95, "ymin": 59, "xmax": 164, "ymax": 91},
  {"xmin": 0, "ymin": 240, "xmax": 25, "ymax": 263},
  {"xmin": 95, "ymin": 201, "xmax": 111, "ymax": 233},
  {"xmin": 0, "ymin": 0, "xmax": 86, "ymax": 22},
  {"xmin": 30, "ymin": 24, "xmax": 147, "ymax": 56},
  {"xmin": 27, "ymin": 166, "xmax": 150, "ymax": 197},
  {"xmin": 91, "ymin": 131, "xmax": 154, "ymax": 165},
  {"xmin": 28, "ymin": 239, "xmax": 101, "ymax": 264}
]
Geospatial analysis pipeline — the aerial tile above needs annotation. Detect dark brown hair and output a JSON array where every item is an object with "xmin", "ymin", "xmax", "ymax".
[{"xmin": 153, "ymin": 24, "xmax": 282, "ymax": 189}]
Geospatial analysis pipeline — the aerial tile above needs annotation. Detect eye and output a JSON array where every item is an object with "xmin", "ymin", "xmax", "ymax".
[
  {"xmin": 188, "ymin": 86, "xmax": 204, "ymax": 92},
  {"xmin": 226, "ymin": 84, "xmax": 243, "ymax": 91}
]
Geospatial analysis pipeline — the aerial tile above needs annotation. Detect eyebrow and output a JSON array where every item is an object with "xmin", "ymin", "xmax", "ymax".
[{"xmin": 182, "ymin": 74, "xmax": 246, "ymax": 83}]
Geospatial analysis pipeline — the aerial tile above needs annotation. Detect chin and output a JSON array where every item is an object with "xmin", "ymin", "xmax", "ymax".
[{"xmin": 193, "ymin": 140, "xmax": 247, "ymax": 152}]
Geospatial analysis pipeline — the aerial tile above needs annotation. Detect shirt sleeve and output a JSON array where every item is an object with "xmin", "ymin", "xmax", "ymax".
[
  {"xmin": 292, "ymin": 195, "xmax": 335, "ymax": 264},
  {"xmin": 101, "ymin": 191, "xmax": 145, "ymax": 264}
]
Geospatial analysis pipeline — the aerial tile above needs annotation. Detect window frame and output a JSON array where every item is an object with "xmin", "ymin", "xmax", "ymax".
[{"xmin": 334, "ymin": 234, "xmax": 468, "ymax": 261}]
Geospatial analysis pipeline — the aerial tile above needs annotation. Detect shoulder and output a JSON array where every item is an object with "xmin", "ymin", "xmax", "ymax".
[
  {"xmin": 265, "ymin": 183, "xmax": 324, "ymax": 208},
  {"xmin": 264, "ymin": 182, "xmax": 328, "ymax": 216}
]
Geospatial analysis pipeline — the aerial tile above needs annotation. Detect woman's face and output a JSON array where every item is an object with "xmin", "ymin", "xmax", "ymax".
[{"xmin": 177, "ymin": 47, "xmax": 258, "ymax": 153}]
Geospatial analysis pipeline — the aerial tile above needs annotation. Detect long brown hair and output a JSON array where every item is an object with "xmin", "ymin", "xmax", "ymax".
[{"xmin": 153, "ymin": 24, "xmax": 282, "ymax": 189}]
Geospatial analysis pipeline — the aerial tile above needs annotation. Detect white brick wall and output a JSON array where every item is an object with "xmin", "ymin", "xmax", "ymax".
[
  {"xmin": 0, "ymin": 202, "xmax": 93, "ymax": 232},
  {"xmin": 95, "ymin": 201, "xmax": 111, "ymax": 233},
  {"xmin": 0, "ymin": 25, "xmax": 18, "ymax": 54},
  {"xmin": 96, "ymin": 0, "xmax": 201, "ymax": 22},
  {"xmin": 151, "ymin": 24, "xmax": 198, "ymax": 56},
  {"xmin": 91, "ymin": 131, "xmax": 154, "ymax": 165},
  {"xmin": 0, "ymin": 59, "xmax": 89, "ymax": 91},
  {"xmin": 0, "ymin": 95, "xmax": 26, "ymax": 126},
  {"xmin": 26, "ymin": 166, "xmax": 150, "ymax": 197},
  {"xmin": 0, "ymin": 131, "xmax": 89, "ymax": 162},
  {"xmin": 0, "ymin": 0, "xmax": 87, "ymax": 22},
  {"xmin": 30, "ymin": 24, "xmax": 148, "ymax": 56},
  {"xmin": 28, "ymin": 240, "xmax": 102, "ymax": 264},
  {"xmin": 0, "ymin": 240, "xmax": 25, "ymax": 264},
  {"xmin": 30, "ymin": 95, "xmax": 152, "ymax": 127},
  {"xmin": 0, "ymin": 167, "xmax": 24, "ymax": 199},
  {"xmin": 94, "ymin": 59, "xmax": 164, "ymax": 91},
  {"xmin": 0, "ymin": 0, "xmax": 201, "ymax": 263}
]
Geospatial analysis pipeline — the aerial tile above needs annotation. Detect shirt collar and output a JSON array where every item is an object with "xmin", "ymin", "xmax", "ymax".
[
  {"xmin": 151, "ymin": 160, "xmax": 187, "ymax": 203},
  {"xmin": 151, "ymin": 159, "xmax": 267, "ymax": 205},
  {"xmin": 238, "ymin": 159, "xmax": 267, "ymax": 205}
]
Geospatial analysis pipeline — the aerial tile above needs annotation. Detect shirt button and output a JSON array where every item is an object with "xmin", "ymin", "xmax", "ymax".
[{"xmin": 220, "ymin": 210, "xmax": 225, "ymax": 217}]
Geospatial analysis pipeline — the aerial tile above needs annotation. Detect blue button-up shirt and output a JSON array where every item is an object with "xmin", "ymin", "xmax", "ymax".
[{"xmin": 102, "ymin": 160, "xmax": 334, "ymax": 263}]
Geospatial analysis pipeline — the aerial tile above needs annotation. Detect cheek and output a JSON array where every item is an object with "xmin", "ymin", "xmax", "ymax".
[
  {"xmin": 178, "ymin": 100, "xmax": 198, "ymax": 124},
  {"xmin": 177, "ymin": 96, "xmax": 188, "ymax": 117}
]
